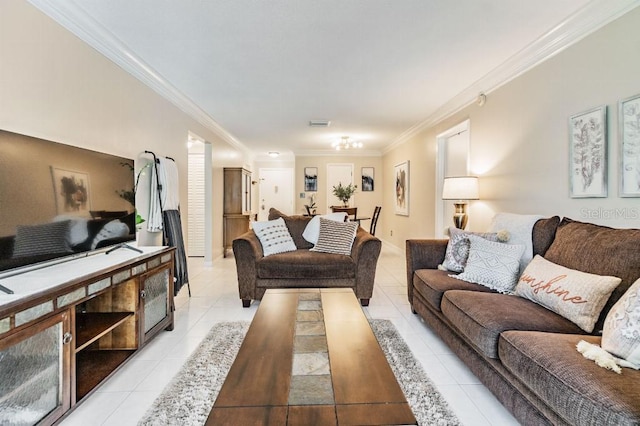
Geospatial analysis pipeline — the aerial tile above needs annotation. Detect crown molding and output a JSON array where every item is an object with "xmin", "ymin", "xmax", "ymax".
[
  {"xmin": 383, "ymin": 0, "xmax": 640, "ymax": 154},
  {"xmin": 27, "ymin": 0, "xmax": 250, "ymax": 156},
  {"xmin": 294, "ymin": 149, "xmax": 382, "ymax": 157}
]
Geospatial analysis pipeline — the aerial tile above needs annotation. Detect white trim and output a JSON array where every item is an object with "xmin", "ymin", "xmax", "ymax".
[
  {"xmin": 27, "ymin": 0, "xmax": 251, "ymax": 157},
  {"xmin": 383, "ymin": 0, "xmax": 640, "ymax": 154}
]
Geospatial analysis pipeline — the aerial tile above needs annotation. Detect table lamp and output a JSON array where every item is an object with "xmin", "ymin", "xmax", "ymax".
[{"xmin": 442, "ymin": 176, "xmax": 479, "ymax": 230}]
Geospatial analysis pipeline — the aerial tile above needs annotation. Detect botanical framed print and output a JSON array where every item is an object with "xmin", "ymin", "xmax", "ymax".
[
  {"xmin": 51, "ymin": 167, "xmax": 91, "ymax": 214},
  {"xmin": 361, "ymin": 167, "xmax": 374, "ymax": 191},
  {"xmin": 304, "ymin": 167, "xmax": 318, "ymax": 192},
  {"xmin": 619, "ymin": 94, "xmax": 640, "ymax": 197},
  {"xmin": 394, "ymin": 161, "xmax": 409, "ymax": 215},
  {"xmin": 569, "ymin": 106, "xmax": 607, "ymax": 198}
]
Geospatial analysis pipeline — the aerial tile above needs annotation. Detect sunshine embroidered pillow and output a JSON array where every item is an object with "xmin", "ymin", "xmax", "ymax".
[{"xmin": 514, "ymin": 255, "xmax": 622, "ymax": 332}]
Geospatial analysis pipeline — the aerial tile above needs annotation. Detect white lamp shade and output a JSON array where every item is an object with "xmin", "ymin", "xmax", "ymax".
[{"xmin": 442, "ymin": 176, "xmax": 479, "ymax": 200}]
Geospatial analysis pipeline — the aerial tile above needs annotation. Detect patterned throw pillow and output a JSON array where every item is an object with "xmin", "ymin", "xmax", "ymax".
[
  {"xmin": 602, "ymin": 278, "xmax": 640, "ymax": 367},
  {"xmin": 310, "ymin": 217, "xmax": 358, "ymax": 256},
  {"xmin": 252, "ymin": 217, "xmax": 297, "ymax": 257},
  {"xmin": 452, "ymin": 234, "xmax": 525, "ymax": 293},
  {"xmin": 13, "ymin": 220, "xmax": 73, "ymax": 257},
  {"xmin": 441, "ymin": 227, "xmax": 503, "ymax": 272},
  {"xmin": 514, "ymin": 255, "xmax": 622, "ymax": 333},
  {"xmin": 302, "ymin": 212, "xmax": 348, "ymax": 245}
]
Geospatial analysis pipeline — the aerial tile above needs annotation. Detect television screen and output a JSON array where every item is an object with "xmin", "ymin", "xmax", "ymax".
[{"xmin": 0, "ymin": 130, "xmax": 136, "ymax": 275}]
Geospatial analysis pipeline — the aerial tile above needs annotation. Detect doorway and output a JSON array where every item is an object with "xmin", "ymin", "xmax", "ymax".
[
  {"xmin": 258, "ymin": 168, "xmax": 294, "ymax": 221},
  {"xmin": 435, "ymin": 120, "xmax": 470, "ymax": 237},
  {"xmin": 187, "ymin": 136, "xmax": 212, "ymax": 265},
  {"xmin": 326, "ymin": 163, "xmax": 354, "ymax": 208}
]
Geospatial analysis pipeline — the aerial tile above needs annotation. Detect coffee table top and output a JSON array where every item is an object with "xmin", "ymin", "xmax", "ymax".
[{"xmin": 207, "ymin": 288, "xmax": 416, "ymax": 425}]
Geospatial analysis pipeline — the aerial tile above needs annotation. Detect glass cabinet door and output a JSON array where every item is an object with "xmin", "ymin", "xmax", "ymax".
[
  {"xmin": 141, "ymin": 266, "xmax": 171, "ymax": 340},
  {"xmin": 0, "ymin": 311, "xmax": 71, "ymax": 426}
]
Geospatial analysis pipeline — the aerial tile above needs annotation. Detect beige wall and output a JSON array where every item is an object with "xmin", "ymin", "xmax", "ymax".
[
  {"xmin": 382, "ymin": 7, "xmax": 640, "ymax": 250},
  {"xmin": 295, "ymin": 156, "xmax": 383, "ymax": 223},
  {"xmin": 0, "ymin": 1, "xmax": 249, "ymax": 258}
]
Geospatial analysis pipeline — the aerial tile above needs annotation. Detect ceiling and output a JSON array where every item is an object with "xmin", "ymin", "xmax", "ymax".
[{"xmin": 31, "ymin": 0, "xmax": 628, "ymax": 159}]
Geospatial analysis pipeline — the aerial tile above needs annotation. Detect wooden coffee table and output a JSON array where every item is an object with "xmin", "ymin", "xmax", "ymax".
[{"xmin": 206, "ymin": 288, "xmax": 416, "ymax": 425}]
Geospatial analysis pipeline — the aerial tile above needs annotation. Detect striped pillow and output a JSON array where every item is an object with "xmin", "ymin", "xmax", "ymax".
[{"xmin": 310, "ymin": 217, "xmax": 358, "ymax": 255}]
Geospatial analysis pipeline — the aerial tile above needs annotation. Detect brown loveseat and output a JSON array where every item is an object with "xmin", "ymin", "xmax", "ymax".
[
  {"xmin": 406, "ymin": 217, "xmax": 640, "ymax": 426},
  {"xmin": 233, "ymin": 208, "xmax": 381, "ymax": 307}
]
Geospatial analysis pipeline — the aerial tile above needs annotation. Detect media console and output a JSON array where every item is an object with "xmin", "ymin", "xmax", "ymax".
[{"xmin": 0, "ymin": 246, "xmax": 175, "ymax": 425}]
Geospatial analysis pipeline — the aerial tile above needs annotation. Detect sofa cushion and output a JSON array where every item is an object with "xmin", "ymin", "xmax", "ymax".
[
  {"xmin": 452, "ymin": 235, "xmax": 525, "ymax": 293},
  {"xmin": 441, "ymin": 290, "xmax": 583, "ymax": 358},
  {"xmin": 544, "ymin": 218, "xmax": 640, "ymax": 333},
  {"xmin": 515, "ymin": 255, "xmax": 621, "ymax": 332},
  {"xmin": 602, "ymin": 278, "xmax": 640, "ymax": 367},
  {"xmin": 257, "ymin": 249, "xmax": 355, "ymax": 279},
  {"xmin": 499, "ymin": 331, "xmax": 640, "ymax": 426},
  {"xmin": 268, "ymin": 208, "xmax": 313, "ymax": 249},
  {"xmin": 531, "ymin": 216, "xmax": 561, "ymax": 257},
  {"xmin": 413, "ymin": 269, "xmax": 493, "ymax": 311}
]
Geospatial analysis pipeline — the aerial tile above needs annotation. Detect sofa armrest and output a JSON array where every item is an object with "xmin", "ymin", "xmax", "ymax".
[
  {"xmin": 405, "ymin": 239, "xmax": 448, "ymax": 305},
  {"xmin": 232, "ymin": 230, "xmax": 264, "ymax": 301},
  {"xmin": 352, "ymin": 228, "xmax": 382, "ymax": 302}
]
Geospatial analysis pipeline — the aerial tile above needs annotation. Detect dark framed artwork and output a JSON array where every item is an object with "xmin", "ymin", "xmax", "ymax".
[
  {"xmin": 394, "ymin": 161, "xmax": 409, "ymax": 215},
  {"xmin": 569, "ymin": 106, "xmax": 607, "ymax": 198},
  {"xmin": 304, "ymin": 167, "xmax": 318, "ymax": 192},
  {"xmin": 361, "ymin": 167, "xmax": 374, "ymax": 191},
  {"xmin": 619, "ymin": 94, "xmax": 640, "ymax": 197}
]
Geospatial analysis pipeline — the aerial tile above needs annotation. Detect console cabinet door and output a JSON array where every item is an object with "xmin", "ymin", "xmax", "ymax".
[
  {"xmin": 0, "ymin": 311, "xmax": 71, "ymax": 426},
  {"xmin": 140, "ymin": 265, "xmax": 173, "ymax": 343}
]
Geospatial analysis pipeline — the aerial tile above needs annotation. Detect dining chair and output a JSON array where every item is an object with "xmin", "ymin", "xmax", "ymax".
[{"xmin": 369, "ymin": 206, "xmax": 381, "ymax": 236}]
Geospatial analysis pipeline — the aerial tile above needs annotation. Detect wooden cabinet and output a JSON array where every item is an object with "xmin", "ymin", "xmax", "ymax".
[
  {"xmin": 223, "ymin": 167, "xmax": 252, "ymax": 257},
  {"xmin": 0, "ymin": 247, "xmax": 174, "ymax": 425}
]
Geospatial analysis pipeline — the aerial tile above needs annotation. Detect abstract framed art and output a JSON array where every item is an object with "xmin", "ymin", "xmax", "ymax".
[
  {"xmin": 304, "ymin": 167, "xmax": 318, "ymax": 192},
  {"xmin": 394, "ymin": 161, "xmax": 409, "ymax": 215},
  {"xmin": 569, "ymin": 106, "xmax": 607, "ymax": 198},
  {"xmin": 619, "ymin": 94, "xmax": 640, "ymax": 197},
  {"xmin": 361, "ymin": 167, "xmax": 374, "ymax": 191}
]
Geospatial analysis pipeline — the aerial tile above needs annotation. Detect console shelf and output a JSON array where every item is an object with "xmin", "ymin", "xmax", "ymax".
[
  {"xmin": 76, "ymin": 349, "xmax": 135, "ymax": 400},
  {"xmin": 75, "ymin": 312, "xmax": 134, "ymax": 352}
]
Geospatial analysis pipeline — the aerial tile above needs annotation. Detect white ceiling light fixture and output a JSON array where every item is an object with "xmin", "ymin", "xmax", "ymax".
[
  {"xmin": 268, "ymin": 151, "xmax": 280, "ymax": 158},
  {"xmin": 309, "ymin": 120, "xmax": 331, "ymax": 127},
  {"xmin": 332, "ymin": 136, "xmax": 363, "ymax": 151}
]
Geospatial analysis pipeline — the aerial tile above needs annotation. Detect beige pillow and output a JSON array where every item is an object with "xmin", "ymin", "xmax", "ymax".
[
  {"xmin": 602, "ymin": 278, "xmax": 640, "ymax": 368},
  {"xmin": 515, "ymin": 255, "xmax": 622, "ymax": 332}
]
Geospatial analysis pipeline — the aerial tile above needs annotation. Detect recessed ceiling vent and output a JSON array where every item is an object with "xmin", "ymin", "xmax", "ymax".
[{"xmin": 309, "ymin": 120, "xmax": 331, "ymax": 127}]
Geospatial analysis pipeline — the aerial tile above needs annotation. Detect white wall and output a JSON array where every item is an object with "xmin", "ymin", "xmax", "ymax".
[
  {"xmin": 0, "ymin": 1, "xmax": 249, "ymax": 259},
  {"xmin": 382, "ymin": 7, "xmax": 640, "ymax": 250}
]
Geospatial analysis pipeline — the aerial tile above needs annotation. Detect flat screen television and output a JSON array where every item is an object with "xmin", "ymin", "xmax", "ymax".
[{"xmin": 0, "ymin": 130, "xmax": 136, "ymax": 278}]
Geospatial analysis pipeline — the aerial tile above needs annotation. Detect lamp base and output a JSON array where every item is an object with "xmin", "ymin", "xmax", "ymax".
[{"xmin": 452, "ymin": 202, "xmax": 468, "ymax": 230}]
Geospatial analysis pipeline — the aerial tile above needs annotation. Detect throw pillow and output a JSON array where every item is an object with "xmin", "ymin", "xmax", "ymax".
[
  {"xmin": 441, "ymin": 227, "xmax": 508, "ymax": 273},
  {"xmin": 452, "ymin": 234, "xmax": 525, "ymax": 293},
  {"xmin": 302, "ymin": 212, "xmax": 348, "ymax": 245},
  {"xmin": 252, "ymin": 217, "xmax": 297, "ymax": 257},
  {"xmin": 91, "ymin": 220, "xmax": 131, "ymax": 249},
  {"xmin": 13, "ymin": 220, "xmax": 73, "ymax": 257},
  {"xmin": 602, "ymin": 278, "xmax": 640, "ymax": 368},
  {"xmin": 488, "ymin": 212, "xmax": 543, "ymax": 273},
  {"xmin": 310, "ymin": 217, "xmax": 358, "ymax": 256},
  {"xmin": 514, "ymin": 255, "xmax": 622, "ymax": 333}
]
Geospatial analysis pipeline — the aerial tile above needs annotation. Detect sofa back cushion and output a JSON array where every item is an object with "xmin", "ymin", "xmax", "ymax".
[
  {"xmin": 544, "ymin": 218, "xmax": 640, "ymax": 333},
  {"xmin": 532, "ymin": 216, "xmax": 561, "ymax": 257},
  {"xmin": 268, "ymin": 208, "xmax": 313, "ymax": 249}
]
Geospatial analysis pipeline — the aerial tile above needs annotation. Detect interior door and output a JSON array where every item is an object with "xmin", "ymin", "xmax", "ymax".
[
  {"xmin": 327, "ymin": 163, "xmax": 354, "ymax": 208},
  {"xmin": 258, "ymin": 168, "xmax": 294, "ymax": 221}
]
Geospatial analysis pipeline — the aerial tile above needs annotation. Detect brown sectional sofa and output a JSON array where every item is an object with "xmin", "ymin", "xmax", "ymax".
[
  {"xmin": 233, "ymin": 208, "xmax": 382, "ymax": 307},
  {"xmin": 406, "ymin": 217, "xmax": 640, "ymax": 426}
]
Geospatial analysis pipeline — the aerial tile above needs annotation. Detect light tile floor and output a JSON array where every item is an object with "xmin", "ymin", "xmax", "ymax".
[{"xmin": 60, "ymin": 243, "xmax": 519, "ymax": 426}]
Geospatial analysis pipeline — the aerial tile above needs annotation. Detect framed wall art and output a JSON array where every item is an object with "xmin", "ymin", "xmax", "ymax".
[
  {"xmin": 619, "ymin": 94, "xmax": 640, "ymax": 197},
  {"xmin": 304, "ymin": 167, "xmax": 318, "ymax": 192},
  {"xmin": 361, "ymin": 167, "xmax": 374, "ymax": 191},
  {"xmin": 569, "ymin": 106, "xmax": 607, "ymax": 198},
  {"xmin": 51, "ymin": 167, "xmax": 91, "ymax": 214},
  {"xmin": 394, "ymin": 161, "xmax": 409, "ymax": 215}
]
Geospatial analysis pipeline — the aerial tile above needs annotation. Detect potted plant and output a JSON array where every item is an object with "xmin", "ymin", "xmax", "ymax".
[{"xmin": 332, "ymin": 182, "xmax": 358, "ymax": 207}]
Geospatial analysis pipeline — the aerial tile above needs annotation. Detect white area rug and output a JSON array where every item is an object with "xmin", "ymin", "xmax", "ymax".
[{"xmin": 139, "ymin": 319, "xmax": 460, "ymax": 425}]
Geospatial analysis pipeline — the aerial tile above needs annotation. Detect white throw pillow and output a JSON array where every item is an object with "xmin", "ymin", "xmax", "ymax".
[
  {"xmin": 452, "ymin": 234, "xmax": 525, "ymax": 293},
  {"xmin": 488, "ymin": 212, "xmax": 543, "ymax": 273},
  {"xmin": 302, "ymin": 212, "xmax": 347, "ymax": 245},
  {"xmin": 310, "ymin": 217, "xmax": 358, "ymax": 255},
  {"xmin": 514, "ymin": 255, "xmax": 622, "ymax": 333},
  {"xmin": 252, "ymin": 217, "xmax": 297, "ymax": 256},
  {"xmin": 602, "ymin": 278, "xmax": 640, "ymax": 368},
  {"xmin": 91, "ymin": 220, "xmax": 130, "ymax": 249}
]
